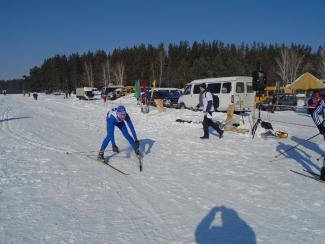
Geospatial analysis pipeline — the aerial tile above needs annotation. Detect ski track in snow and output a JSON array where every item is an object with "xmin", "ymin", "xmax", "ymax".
[{"xmin": 1, "ymin": 94, "xmax": 325, "ymax": 243}]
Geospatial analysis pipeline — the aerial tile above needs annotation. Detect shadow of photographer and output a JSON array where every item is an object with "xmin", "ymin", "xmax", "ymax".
[{"xmin": 195, "ymin": 206, "xmax": 256, "ymax": 244}]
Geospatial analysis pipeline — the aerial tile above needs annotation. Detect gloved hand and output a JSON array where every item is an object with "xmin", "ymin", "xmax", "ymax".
[
  {"xmin": 135, "ymin": 140, "xmax": 140, "ymax": 150},
  {"xmin": 112, "ymin": 144, "xmax": 119, "ymax": 153},
  {"xmin": 317, "ymin": 124, "xmax": 325, "ymax": 135}
]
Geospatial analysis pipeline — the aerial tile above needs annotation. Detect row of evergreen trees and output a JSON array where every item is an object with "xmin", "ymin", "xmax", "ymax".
[{"xmin": 1, "ymin": 41, "xmax": 324, "ymax": 93}]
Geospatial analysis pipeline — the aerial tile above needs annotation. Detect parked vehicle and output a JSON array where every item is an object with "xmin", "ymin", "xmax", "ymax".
[
  {"xmin": 178, "ymin": 76, "xmax": 255, "ymax": 111},
  {"xmin": 273, "ymin": 93, "xmax": 297, "ymax": 111},
  {"xmin": 152, "ymin": 88, "xmax": 181, "ymax": 108},
  {"xmin": 260, "ymin": 93, "xmax": 297, "ymax": 111},
  {"xmin": 101, "ymin": 86, "xmax": 125, "ymax": 100},
  {"xmin": 260, "ymin": 98, "xmax": 274, "ymax": 111},
  {"xmin": 76, "ymin": 87, "xmax": 96, "ymax": 100}
]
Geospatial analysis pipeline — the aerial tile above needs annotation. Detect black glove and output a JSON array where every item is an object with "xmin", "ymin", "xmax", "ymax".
[
  {"xmin": 135, "ymin": 140, "xmax": 140, "ymax": 150},
  {"xmin": 317, "ymin": 124, "xmax": 325, "ymax": 135},
  {"xmin": 112, "ymin": 144, "xmax": 119, "ymax": 153}
]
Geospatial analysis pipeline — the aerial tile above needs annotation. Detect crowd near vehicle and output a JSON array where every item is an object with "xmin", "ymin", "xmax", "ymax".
[
  {"xmin": 178, "ymin": 76, "xmax": 256, "ymax": 111},
  {"xmin": 76, "ymin": 87, "xmax": 96, "ymax": 100}
]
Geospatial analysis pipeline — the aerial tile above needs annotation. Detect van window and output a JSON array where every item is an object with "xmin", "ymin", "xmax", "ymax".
[
  {"xmin": 246, "ymin": 82, "xmax": 254, "ymax": 93},
  {"xmin": 208, "ymin": 83, "xmax": 221, "ymax": 94},
  {"xmin": 222, "ymin": 82, "xmax": 232, "ymax": 94},
  {"xmin": 193, "ymin": 85, "xmax": 201, "ymax": 94},
  {"xmin": 236, "ymin": 82, "xmax": 245, "ymax": 93},
  {"xmin": 184, "ymin": 85, "xmax": 191, "ymax": 95}
]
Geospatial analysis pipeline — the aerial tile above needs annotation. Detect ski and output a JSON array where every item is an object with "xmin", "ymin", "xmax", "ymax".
[
  {"xmin": 87, "ymin": 155, "xmax": 129, "ymax": 175},
  {"xmin": 290, "ymin": 170, "xmax": 325, "ymax": 184},
  {"xmin": 302, "ymin": 169, "xmax": 321, "ymax": 177}
]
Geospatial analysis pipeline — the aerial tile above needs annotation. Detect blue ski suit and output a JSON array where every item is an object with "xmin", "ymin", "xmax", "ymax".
[{"xmin": 100, "ymin": 110, "xmax": 138, "ymax": 151}]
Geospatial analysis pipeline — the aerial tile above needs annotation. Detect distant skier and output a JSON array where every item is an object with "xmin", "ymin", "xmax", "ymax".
[
  {"xmin": 312, "ymin": 96, "xmax": 325, "ymax": 180},
  {"xmin": 98, "ymin": 105, "xmax": 140, "ymax": 160},
  {"xmin": 33, "ymin": 92, "xmax": 38, "ymax": 100},
  {"xmin": 199, "ymin": 83, "xmax": 223, "ymax": 139}
]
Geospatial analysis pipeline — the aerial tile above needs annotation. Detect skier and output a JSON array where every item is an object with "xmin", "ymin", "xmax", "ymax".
[
  {"xmin": 98, "ymin": 105, "xmax": 140, "ymax": 160},
  {"xmin": 199, "ymin": 83, "xmax": 223, "ymax": 139},
  {"xmin": 312, "ymin": 96, "xmax": 325, "ymax": 180}
]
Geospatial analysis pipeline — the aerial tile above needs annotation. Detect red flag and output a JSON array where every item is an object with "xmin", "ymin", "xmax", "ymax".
[{"xmin": 143, "ymin": 80, "xmax": 146, "ymax": 93}]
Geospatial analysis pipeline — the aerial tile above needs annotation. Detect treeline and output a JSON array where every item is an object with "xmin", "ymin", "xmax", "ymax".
[{"xmin": 1, "ymin": 41, "xmax": 324, "ymax": 93}]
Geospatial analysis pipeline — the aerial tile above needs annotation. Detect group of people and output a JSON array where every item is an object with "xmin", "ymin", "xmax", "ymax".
[
  {"xmin": 97, "ymin": 83, "xmax": 223, "ymax": 160},
  {"xmin": 96, "ymin": 85, "xmax": 324, "ymax": 181}
]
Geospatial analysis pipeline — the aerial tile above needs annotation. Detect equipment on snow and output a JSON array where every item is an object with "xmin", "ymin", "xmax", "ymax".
[
  {"xmin": 87, "ymin": 155, "xmax": 129, "ymax": 175},
  {"xmin": 290, "ymin": 170, "xmax": 325, "ymax": 183},
  {"xmin": 261, "ymin": 130, "xmax": 288, "ymax": 139}
]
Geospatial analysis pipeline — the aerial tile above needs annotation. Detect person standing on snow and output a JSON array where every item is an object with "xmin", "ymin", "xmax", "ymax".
[
  {"xmin": 312, "ymin": 95, "xmax": 325, "ymax": 180},
  {"xmin": 98, "ymin": 105, "xmax": 140, "ymax": 160},
  {"xmin": 199, "ymin": 83, "xmax": 223, "ymax": 139}
]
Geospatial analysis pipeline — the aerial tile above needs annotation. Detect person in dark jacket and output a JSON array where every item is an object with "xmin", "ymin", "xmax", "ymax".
[{"xmin": 199, "ymin": 83, "xmax": 223, "ymax": 139}]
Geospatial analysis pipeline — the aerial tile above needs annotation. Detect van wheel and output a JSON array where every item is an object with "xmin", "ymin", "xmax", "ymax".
[{"xmin": 179, "ymin": 103, "xmax": 185, "ymax": 109}]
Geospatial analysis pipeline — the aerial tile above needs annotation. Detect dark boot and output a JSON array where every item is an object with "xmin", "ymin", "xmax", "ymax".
[
  {"xmin": 97, "ymin": 150, "xmax": 104, "ymax": 160},
  {"xmin": 200, "ymin": 135, "xmax": 209, "ymax": 139},
  {"xmin": 219, "ymin": 130, "xmax": 224, "ymax": 139},
  {"xmin": 320, "ymin": 167, "xmax": 325, "ymax": 181}
]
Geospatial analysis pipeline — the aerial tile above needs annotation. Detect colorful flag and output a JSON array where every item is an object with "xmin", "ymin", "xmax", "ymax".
[
  {"xmin": 147, "ymin": 80, "xmax": 151, "ymax": 98},
  {"xmin": 137, "ymin": 80, "xmax": 141, "ymax": 96},
  {"xmin": 134, "ymin": 80, "xmax": 139, "ymax": 98},
  {"xmin": 151, "ymin": 80, "xmax": 156, "ymax": 98}
]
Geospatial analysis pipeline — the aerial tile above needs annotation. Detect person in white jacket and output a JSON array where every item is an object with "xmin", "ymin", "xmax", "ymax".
[{"xmin": 199, "ymin": 83, "xmax": 223, "ymax": 139}]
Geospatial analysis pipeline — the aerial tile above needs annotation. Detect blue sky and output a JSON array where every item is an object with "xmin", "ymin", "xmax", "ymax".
[{"xmin": 0, "ymin": 0, "xmax": 324, "ymax": 80}]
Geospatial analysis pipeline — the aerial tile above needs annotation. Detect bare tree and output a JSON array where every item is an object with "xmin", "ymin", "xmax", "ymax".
[
  {"xmin": 83, "ymin": 61, "xmax": 94, "ymax": 87},
  {"xmin": 288, "ymin": 49, "xmax": 304, "ymax": 84},
  {"xmin": 275, "ymin": 48, "xmax": 289, "ymax": 85},
  {"xmin": 275, "ymin": 47, "xmax": 304, "ymax": 85},
  {"xmin": 158, "ymin": 50, "xmax": 164, "ymax": 87},
  {"xmin": 150, "ymin": 50, "xmax": 165, "ymax": 87},
  {"xmin": 102, "ymin": 59, "xmax": 111, "ymax": 87},
  {"xmin": 114, "ymin": 61, "xmax": 125, "ymax": 86},
  {"xmin": 320, "ymin": 46, "xmax": 325, "ymax": 79}
]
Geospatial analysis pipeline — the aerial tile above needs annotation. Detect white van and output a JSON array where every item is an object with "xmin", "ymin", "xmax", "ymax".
[
  {"xmin": 76, "ymin": 87, "xmax": 96, "ymax": 100},
  {"xmin": 178, "ymin": 76, "xmax": 256, "ymax": 111}
]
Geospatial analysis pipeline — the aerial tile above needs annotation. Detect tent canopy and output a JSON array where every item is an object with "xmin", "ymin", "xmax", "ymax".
[{"xmin": 289, "ymin": 72, "xmax": 325, "ymax": 90}]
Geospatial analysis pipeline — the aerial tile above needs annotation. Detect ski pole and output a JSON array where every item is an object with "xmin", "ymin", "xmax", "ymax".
[
  {"xmin": 65, "ymin": 150, "xmax": 99, "ymax": 155},
  {"xmin": 274, "ymin": 133, "xmax": 320, "ymax": 158}
]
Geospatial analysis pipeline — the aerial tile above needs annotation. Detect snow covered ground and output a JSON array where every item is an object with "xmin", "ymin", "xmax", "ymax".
[{"xmin": 0, "ymin": 94, "xmax": 325, "ymax": 244}]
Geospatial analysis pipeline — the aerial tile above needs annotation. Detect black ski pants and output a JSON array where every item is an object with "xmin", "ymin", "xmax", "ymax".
[{"xmin": 202, "ymin": 114, "xmax": 223, "ymax": 137}]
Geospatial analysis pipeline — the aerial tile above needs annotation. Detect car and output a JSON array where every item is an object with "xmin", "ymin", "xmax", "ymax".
[
  {"xmin": 260, "ymin": 98, "xmax": 274, "ymax": 111},
  {"xmin": 101, "ymin": 86, "xmax": 124, "ymax": 100},
  {"xmin": 273, "ymin": 93, "xmax": 297, "ymax": 111},
  {"xmin": 152, "ymin": 89, "xmax": 181, "ymax": 108}
]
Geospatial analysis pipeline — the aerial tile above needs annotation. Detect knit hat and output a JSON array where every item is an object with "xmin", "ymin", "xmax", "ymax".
[{"xmin": 116, "ymin": 105, "xmax": 126, "ymax": 114}]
